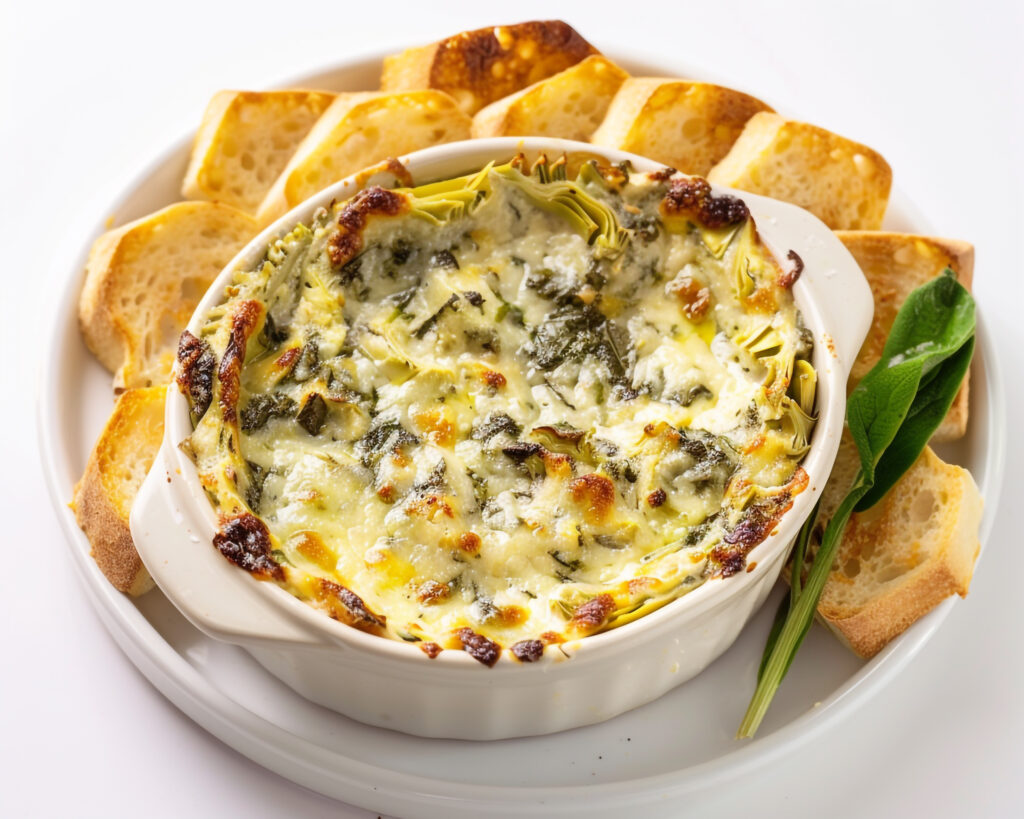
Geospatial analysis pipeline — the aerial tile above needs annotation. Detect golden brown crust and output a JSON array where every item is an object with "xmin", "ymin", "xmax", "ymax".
[
  {"xmin": 707, "ymin": 113, "xmax": 892, "ymax": 230},
  {"xmin": 181, "ymin": 89, "xmax": 336, "ymax": 213},
  {"xmin": 470, "ymin": 55, "xmax": 628, "ymax": 140},
  {"xmin": 820, "ymin": 557, "xmax": 976, "ymax": 658},
  {"xmin": 78, "ymin": 202, "xmax": 258, "ymax": 391},
  {"xmin": 71, "ymin": 387, "xmax": 166, "ymax": 596},
  {"xmin": 381, "ymin": 21, "xmax": 598, "ymax": 115},
  {"xmin": 810, "ymin": 441, "xmax": 983, "ymax": 658},
  {"xmin": 591, "ymin": 78, "xmax": 774, "ymax": 176},
  {"xmin": 257, "ymin": 91, "xmax": 468, "ymax": 227}
]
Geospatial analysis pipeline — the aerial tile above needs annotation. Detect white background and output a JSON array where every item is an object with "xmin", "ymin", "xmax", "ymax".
[{"xmin": 2, "ymin": 0, "xmax": 1022, "ymax": 816}]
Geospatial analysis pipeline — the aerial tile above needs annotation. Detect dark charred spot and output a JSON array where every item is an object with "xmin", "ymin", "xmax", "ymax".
[
  {"xmin": 661, "ymin": 177, "xmax": 749, "ymax": 228},
  {"xmin": 327, "ymin": 186, "xmax": 408, "ymax": 268},
  {"xmin": 779, "ymin": 250, "xmax": 805, "ymax": 288},
  {"xmin": 511, "ymin": 639, "xmax": 545, "ymax": 662},
  {"xmin": 218, "ymin": 300, "xmax": 263, "ymax": 425},
  {"xmin": 213, "ymin": 514, "xmax": 283, "ymax": 580},
  {"xmin": 710, "ymin": 545, "xmax": 748, "ymax": 578},
  {"xmin": 457, "ymin": 627, "xmax": 501, "ymax": 667},
  {"xmin": 481, "ymin": 369, "xmax": 506, "ymax": 389},
  {"xmin": 716, "ymin": 487, "xmax": 800, "ymax": 576},
  {"xmin": 647, "ymin": 166, "xmax": 677, "ymax": 182},
  {"xmin": 419, "ymin": 641, "xmax": 442, "ymax": 659},
  {"xmin": 442, "ymin": 21, "xmax": 597, "ymax": 99},
  {"xmin": 318, "ymin": 579, "xmax": 386, "ymax": 631},
  {"xmin": 176, "ymin": 331, "xmax": 216, "ymax": 419},
  {"xmin": 723, "ymin": 493, "xmax": 793, "ymax": 549},
  {"xmin": 570, "ymin": 593, "xmax": 615, "ymax": 630},
  {"xmin": 464, "ymin": 290, "xmax": 484, "ymax": 307},
  {"xmin": 647, "ymin": 488, "xmax": 667, "ymax": 508},
  {"xmin": 274, "ymin": 346, "xmax": 301, "ymax": 373}
]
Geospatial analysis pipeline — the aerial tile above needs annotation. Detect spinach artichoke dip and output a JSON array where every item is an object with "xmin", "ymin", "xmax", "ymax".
[{"xmin": 176, "ymin": 155, "xmax": 815, "ymax": 666}]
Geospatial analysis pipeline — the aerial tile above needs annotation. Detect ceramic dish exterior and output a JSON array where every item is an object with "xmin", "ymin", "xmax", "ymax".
[{"xmin": 129, "ymin": 135, "xmax": 873, "ymax": 739}]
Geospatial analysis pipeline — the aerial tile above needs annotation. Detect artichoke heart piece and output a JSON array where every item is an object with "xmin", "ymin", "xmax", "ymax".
[
  {"xmin": 730, "ymin": 221, "xmax": 765, "ymax": 299},
  {"xmin": 736, "ymin": 322, "xmax": 784, "ymax": 359},
  {"xmin": 778, "ymin": 396, "xmax": 815, "ymax": 456},
  {"xmin": 490, "ymin": 164, "xmax": 629, "ymax": 257},
  {"xmin": 789, "ymin": 358, "xmax": 817, "ymax": 416},
  {"xmin": 698, "ymin": 223, "xmax": 744, "ymax": 259},
  {"xmin": 406, "ymin": 162, "xmax": 494, "ymax": 225}
]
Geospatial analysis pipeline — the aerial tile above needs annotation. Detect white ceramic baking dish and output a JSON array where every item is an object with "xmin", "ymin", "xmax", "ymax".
[{"xmin": 130, "ymin": 136, "xmax": 872, "ymax": 740}]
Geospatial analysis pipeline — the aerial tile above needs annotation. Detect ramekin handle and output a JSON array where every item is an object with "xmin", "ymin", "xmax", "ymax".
[
  {"xmin": 742, "ymin": 193, "xmax": 874, "ymax": 374},
  {"xmin": 130, "ymin": 443, "xmax": 328, "ymax": 648}
]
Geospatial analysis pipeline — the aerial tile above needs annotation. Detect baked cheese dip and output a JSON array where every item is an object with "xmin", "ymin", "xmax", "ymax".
[{"xmin": 177, "ymin": 155, "xmax": 815, "ymax": 665}]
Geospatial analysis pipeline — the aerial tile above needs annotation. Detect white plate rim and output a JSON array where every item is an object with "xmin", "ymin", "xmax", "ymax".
[{"xmin": 36, "ymin": 45, "xmax": 1008, "ymax": 817}]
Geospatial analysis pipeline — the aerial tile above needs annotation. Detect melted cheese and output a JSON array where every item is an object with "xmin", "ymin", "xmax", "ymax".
[{"xmin": 184, "ymin": 163, "xmax": 815, "ymax": 656}]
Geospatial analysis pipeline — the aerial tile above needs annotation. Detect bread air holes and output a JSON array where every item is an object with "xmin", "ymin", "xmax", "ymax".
[
  {"xmin": 158, "ymin": 311, "xmax": 182, "ymax": 349},
  {"xmin": 180, "ymin": 277, "xmax": 206, "ymax": 303},
  {"xmin": 910, "ymin": 489, "xmax": 936, "ymax": 524},
  {"xmin": 682, "ymin": 118, "xmax": 707, "ymax": 140}
]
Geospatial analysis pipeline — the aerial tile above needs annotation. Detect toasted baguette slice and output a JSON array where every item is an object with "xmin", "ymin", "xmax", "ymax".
[
  {"xmin": 810, "ymin": 433, "xmax": 982, "ymax": 658},
  {"xmin": 256, "ymin": 90, "xmax": 471, "ymax": 225},
  {"xmin": 590, "ymin": 78, "xmax": 774, "ymax": 176},
  {"xmin": 381, "ymin": 21, "xmax": 598, "ymax": 115},
  {"xmin": 838, "ymin": 231, "xmax": 974, "ymax": 441},
  {"xmin": 181, "ymin": 89, "xmax": 336, "ymax": 214},
  {"xmin": 471, "ymin": 55, "xmax": 628, "ymax": 140},
  {"xmin": 79, "ymin": 201, "xmax": 257, "ymax": 391},
  {"xmin": 71, "ymin": 387, "xmax": 166, "ymax": 595},
  {"xmin": 707, "ymin": 112, "xmax": 892, "ymax": 230}
]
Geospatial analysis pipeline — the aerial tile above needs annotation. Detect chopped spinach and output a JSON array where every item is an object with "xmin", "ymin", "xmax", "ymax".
[
  {"xmin": 390, "ymin": 240, "xmax": 413, "ymax": 266},
  {"xmin": 357, "ymin": 419, "xmax": 419, "ymax": 468},
  {"xmin": 430, "ymin": 249, "xmax": 459, "ymax": 269},
  {"xmin": 245, "ymin": 460, "xmax": 267, "ymax": 511},
  {"xmin": 240, "ymin": 393, "xmax": 297, "ymax": 432},
  {"xmin": 527, "ymin": 302, "xmax": 634, "ymax": 384},
  {"xmin": 413, "ymin": 293, "xmax": 460, "ymax": 338},
  {"xmin": 412, "ymin": 460, "xmax": 447, "ymax": 494},
  {"xmin": 296, "ymin": 393, "xmax": 328, "ymax": 435},
  {"xmin": 291, "ymin": 340, "xmax": 320, "ymax": 382},
  {"xmin": 471, "ymin": 412, "xmax": 522, "ymax": 442}
]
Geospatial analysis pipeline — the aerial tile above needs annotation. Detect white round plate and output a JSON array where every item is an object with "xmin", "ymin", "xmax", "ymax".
[{"xmin": 38, "ymin": 52, "xmax": 1006, "ymax": 819}]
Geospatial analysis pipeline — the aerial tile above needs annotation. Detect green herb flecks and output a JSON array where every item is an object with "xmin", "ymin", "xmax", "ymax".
[{"xmin": 738, "ymin": 270, "xmax": 976, "ymax": 738}]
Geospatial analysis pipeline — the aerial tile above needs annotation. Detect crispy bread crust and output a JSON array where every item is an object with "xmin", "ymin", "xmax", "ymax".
[
  {"xmin": 591, "ymin": 78, "xmax": 774, "ymax": 176},
  {"xmin": 256, "ymin": 91, "xmax": 471, "ymax": 226},
  {"xmin": 707, "ymin": 112, "xmax": 892, "ymax": 230},
  {"xmin": 78, "ymin": 201, "xmax": 257, "ymax": 391},
  {"xmin": 71, "ymin": 387, "xmax": 167, "ymax": 596},
  {"xmin": 471, "ymin": 55, "xmax": 628, "ymax": 140},
  {"xmin": 817, "ymin": 446, "xmax": 982, "ymax": 657},
  {"xmin": 381, "ymin": 21, "xmax": 597, "ymax": 115},
  {"xmin": 181, "ymin": 89, "xmax": 336, "ymax": 213}
]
